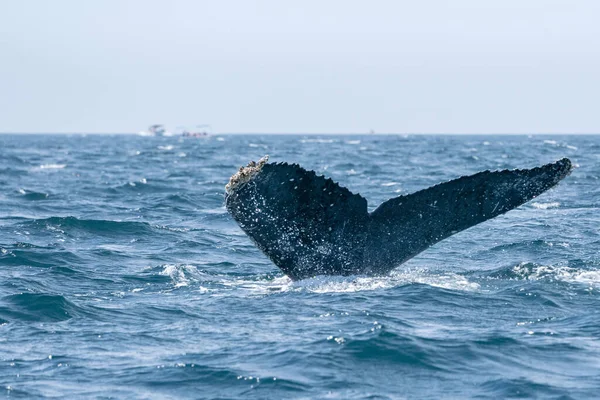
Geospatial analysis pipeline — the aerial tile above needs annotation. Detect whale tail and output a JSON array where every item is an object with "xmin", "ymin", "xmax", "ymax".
[{"xmin": 225, "ymin": 158, "xmax": 572, "ymax": 280}]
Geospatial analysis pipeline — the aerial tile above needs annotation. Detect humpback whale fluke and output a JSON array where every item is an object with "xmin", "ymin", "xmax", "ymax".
[{"xmin": 225, "ymin": 156, "xmax": 572, "ymax": 281}]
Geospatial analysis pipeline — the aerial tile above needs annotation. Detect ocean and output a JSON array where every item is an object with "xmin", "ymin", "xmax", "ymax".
[{"xmin": 0, "ymin": 133, "xmax": 598, "ymax": 399}]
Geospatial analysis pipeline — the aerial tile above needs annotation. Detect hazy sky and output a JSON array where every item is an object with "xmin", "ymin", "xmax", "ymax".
[{"xmin": 1, "ymin": 0, "xmax": 599, "ymax": 134}]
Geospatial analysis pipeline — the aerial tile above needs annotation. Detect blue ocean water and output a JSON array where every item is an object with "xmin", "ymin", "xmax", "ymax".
[{"xmin": 0, "ymin": 133, "xmax": 598, "ymax": 399}]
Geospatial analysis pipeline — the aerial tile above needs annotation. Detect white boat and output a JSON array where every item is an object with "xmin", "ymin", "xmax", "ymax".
[{"xmin": 138, "ymin": 124, "xmax": 174, "ymax": 136}]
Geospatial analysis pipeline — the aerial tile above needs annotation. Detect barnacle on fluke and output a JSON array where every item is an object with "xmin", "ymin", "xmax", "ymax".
[
  {"xmin": 225, "ymin": 155, "xmax": 270, "ymax": 194},
  {"xmin": 225, "ymin": 157, "xmax": 572, "ymax": 281}
]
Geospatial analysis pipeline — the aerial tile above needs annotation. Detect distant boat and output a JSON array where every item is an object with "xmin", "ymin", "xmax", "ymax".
[
  {"xmin": 138, "ymin": 124, "xmax": 173, "ymax": 136},
  {"xmin": 180, "ymin": 124, "xmax": 212, "ymax": 138}
]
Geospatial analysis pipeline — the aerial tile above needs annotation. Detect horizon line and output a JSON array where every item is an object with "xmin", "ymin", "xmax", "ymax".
[{"xmin": 1, "ymin": 131, "xmax": 599, "ymax": 136}]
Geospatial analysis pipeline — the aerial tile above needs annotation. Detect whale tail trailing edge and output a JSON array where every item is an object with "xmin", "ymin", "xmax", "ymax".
[
  {"xmin": 366, "ymin": 158, "xmax": 573, "ymax": 274},
  {"xmin": 225, "ymin": 158, "xmax": 572, "ymax": 280}
]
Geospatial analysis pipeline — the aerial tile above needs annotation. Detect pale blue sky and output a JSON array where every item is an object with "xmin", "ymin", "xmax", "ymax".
[{"xmin": 1, "ymin": 0, "xmax": 599, "ymax": 134}]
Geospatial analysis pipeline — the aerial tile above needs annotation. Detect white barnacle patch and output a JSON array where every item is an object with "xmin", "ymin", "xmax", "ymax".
[{"xmin": 225, "ymin": 155, "xmax": 269, "ymax": 194}]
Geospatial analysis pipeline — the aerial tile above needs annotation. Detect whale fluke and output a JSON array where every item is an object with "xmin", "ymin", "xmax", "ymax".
[{"xmin": 225, "ymin": 157, "xmax": 572, "ymax": 280}]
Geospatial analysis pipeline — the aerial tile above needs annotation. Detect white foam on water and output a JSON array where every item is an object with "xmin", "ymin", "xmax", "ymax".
[
  {"xmin": 160, "ymin": 264, "xmax": 199, "ymax": 288},
  {"xmin": 293, "ymin": 275, "xmax": 393, "ymax": 293},
  {"xmin": 248, "ymin": 143, "xmax": 269, "ymax": 149},
  {"xmin": 97, "ymin": 244, "xmax": 133, "ymax": 252},
  {"xmin": 282, "ymin": 268, "xmax": 479, "ymax": 294},
  {"xmin": 202, "ymin": 206, "xmax": 227, "ymax": 215},
  {"xmin": 299, "ymin": 139, "xmax": 336, "ymax": 144},
  {"xmin": 222, "ymin": 275, "xmax": 293, "ymax": 295},
  {"xmin": 38, "ymin": 164, "xmax": 66, "ymax": 170},
  {"xmin": 157, "ymin": 264, "xmax": 481, "ymax": 296},
  {"xmin": 511, "ymin": 263, "xmax": 600, "ymax": 287},
  {"xmin": 532, "ymin": 202, "xmax": 560, "ymax": 209}
]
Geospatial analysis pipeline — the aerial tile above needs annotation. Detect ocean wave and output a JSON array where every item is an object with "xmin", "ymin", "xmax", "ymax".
[
  {"xmin": 108, "ymin": 181, "xmax": 173, "ymax": 193},
  {"xmin": 24, "ymin": 216, "xmax": 154, "ymax": 236},
  {"xmin": 0, "ymin": 167, "xmax": 28, "ymax": 176},
  {"xmin": 479, "ymin": 377, "xmax": 570, "ymax": 399},
  {"xmin": 0, "ymin": 293, "xmax": 81, "ymax": 322},
  {"xmin": 124, "ymin": 263, "xmax": 227, "ymax": 288},
  {"xmin": 111, "ymin": 363, "xmax": 308, "ymax": 398},
  {"xmin": 17, "ymin": 189, "xmax": 50, "ymax": 200},
  {"xmin": 159, "ymin": 264, "xmax": 202, "ymax": 288},
  {"xmin": 162, "ymin": 194, "xmax": 196, "ymax": 205},
  {"xmin": 125, "ymin": 263, "xmax": 285, "ymax": 294},
  {"xmin": 488, "ymin": 239, "xmax": 550, "ymax": 252},
  {"xmin": 484, "ymin": 262, "xmax": 600, "ymax": 287},
  {"xmin": 0, "ymin": 246, "xmax": 82, "ymax": 268},
  {"xmin": 0, "ymin": 154, "xmax": 27, "ymax": 165},
  {"xmin": 341, "ymin": 330, "xmax": 446, "ymax": 371}
]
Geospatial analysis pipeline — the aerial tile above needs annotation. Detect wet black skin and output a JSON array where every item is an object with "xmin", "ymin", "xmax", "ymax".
[{"xmin": 226, "ymin": 158, "xmax": 572, "ymax": 281}]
